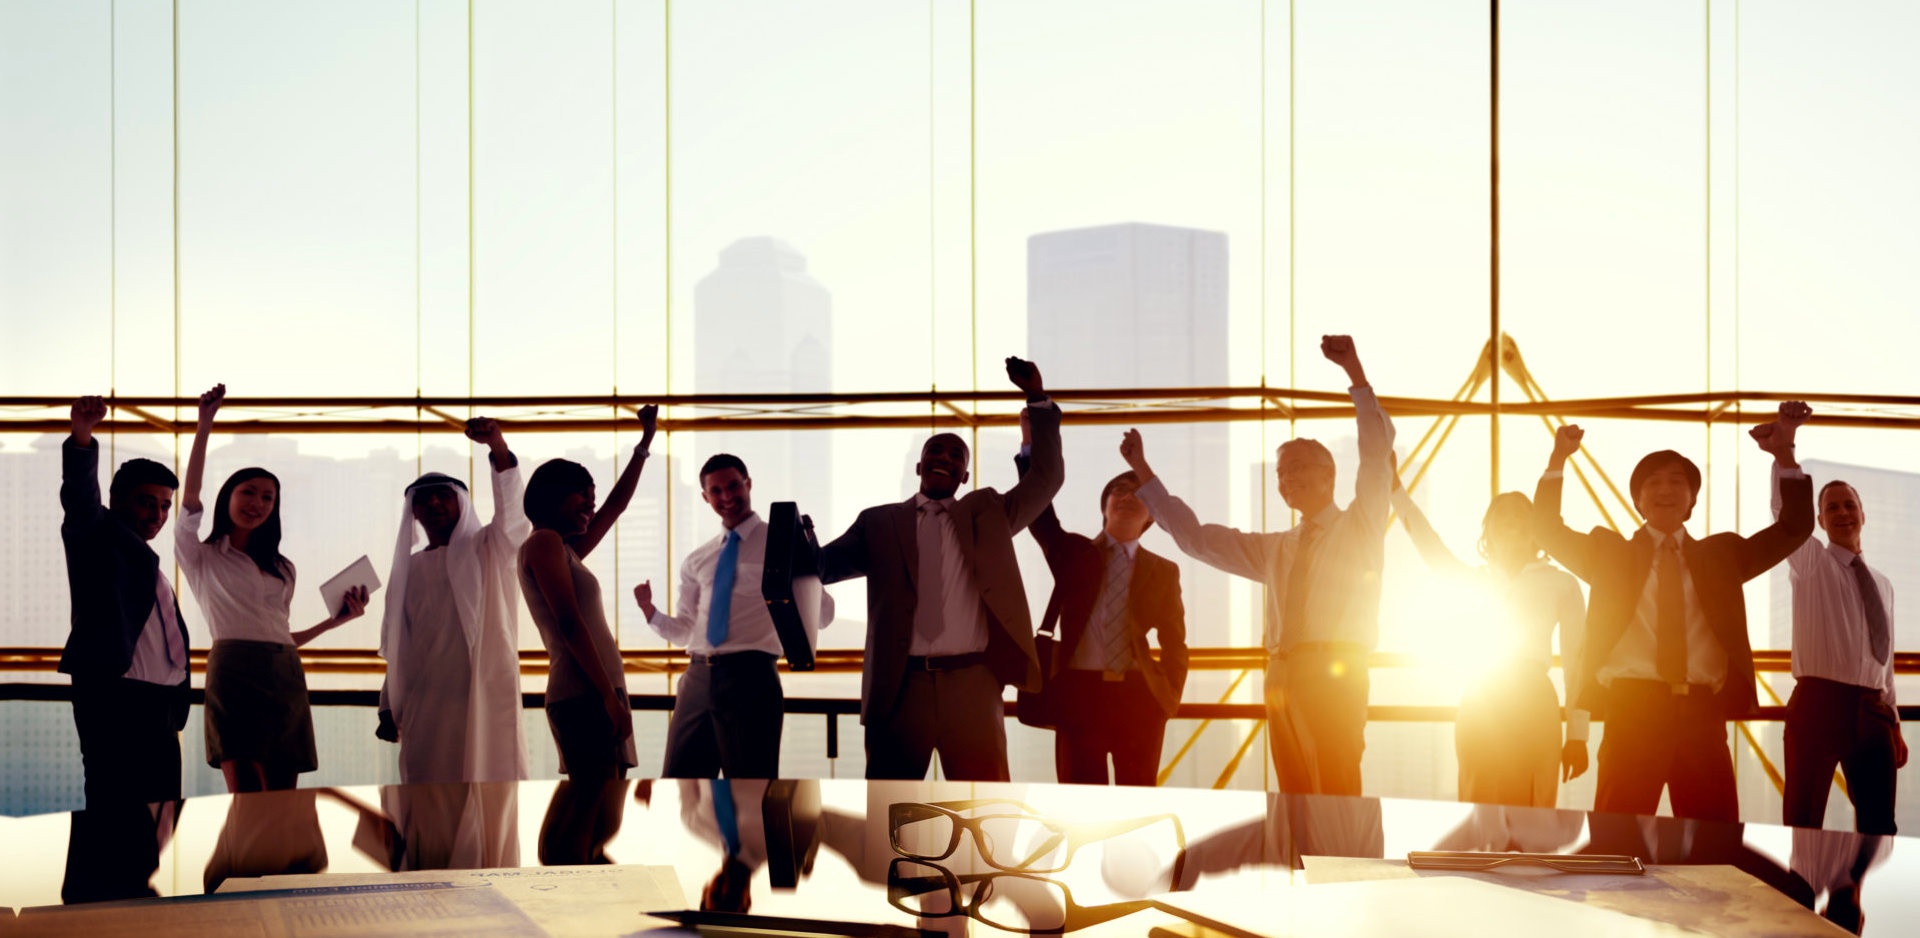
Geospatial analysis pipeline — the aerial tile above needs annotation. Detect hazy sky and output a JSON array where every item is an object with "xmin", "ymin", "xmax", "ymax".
[{"xmin": 5, "ymin": 0, "xmax": 1919, "ymax": 661}]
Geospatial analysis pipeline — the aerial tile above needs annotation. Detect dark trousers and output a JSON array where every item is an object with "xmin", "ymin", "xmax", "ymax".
[
  {"xmin": 62, "ymin": 801, "xmax": 176, "ymax": 903},
  {"xmin": 1784, "ymin": 676, "xmax": 1900, "ymax": 834},
  {"xmin": 1053, "ymin": 669, "xmax": 1168, "ymax": 786},
  {"xmin": 865, "ymin": 663, "xmax": 1009, "ymax": 781},
  {"xmin": 70, "ymin": 676, "xmax": 185, "ymax": 807},
  {"xmin": 663, "ymin": 652, "xmax": 784, "ymax": 779},
  {"xmin": 1265, "ymin": 646, "xmax": 1370, "ymax": 796},
  {"xmin": 1595, "ymin": 680, "xmax": 1738, "ymax": 822}
]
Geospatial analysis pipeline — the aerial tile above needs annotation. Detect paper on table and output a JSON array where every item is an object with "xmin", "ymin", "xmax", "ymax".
[
  {"xmin": 1303, "ymin": 856, "xmax": 1838, "ymax": 938},
  {"xmin": 16, "ymin": 882, "xmax": 543, "ymax": 938},
  {"xmin": 1153, "ymin": 876, "xmax": 1699, "ymax": 938},
  {"xmin": 219, "ymin": 864, "xmax": 685, "ymax": 938},
  {"xmin": 318, "ymin": 555, "xmax": 381, "ymax": 618}
]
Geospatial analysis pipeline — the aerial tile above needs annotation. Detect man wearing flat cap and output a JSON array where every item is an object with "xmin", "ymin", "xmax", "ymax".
[
  {"xmin": 377, "ymin": 417, "xmax": 533, "ymax": 783},
  {"xmin": 1531, "ymin": 402, "xmax": 1815, "ymax": 821}
]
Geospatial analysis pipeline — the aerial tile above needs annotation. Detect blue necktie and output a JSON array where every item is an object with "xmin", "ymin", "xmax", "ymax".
[
  {"xmin": 711, "ymin": 779, "xmax": 742, "ymax": 857},
  {"xmin": 706, "ymin": 529, "xmax": 742, "ymax": 647}
]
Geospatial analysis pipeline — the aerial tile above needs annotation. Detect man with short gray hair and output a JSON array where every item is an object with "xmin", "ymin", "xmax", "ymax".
[{"xmin": 1120, "ymin": 335, "xmax": 1394, "ymax": 795}]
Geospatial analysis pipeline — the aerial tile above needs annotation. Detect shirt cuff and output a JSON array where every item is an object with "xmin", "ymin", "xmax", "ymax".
[
  {"xmin": 1018, "ymin": 445, "xmax": 1031, "ymax": 458},
  {"xmin": 1541, "ymin": 469, "xmax": 1564, "ymax": 481},
  {"xmin": 1566, "ymin": 709, "xmax": 1590, "ymax": 742},
  {"xmin": 1135, "ymin": 475, "xmax": 1171, "ymax": 508},
  {"xmin": 1772, "ymin": 462, "xmax": 1806, "ymax": 481}
]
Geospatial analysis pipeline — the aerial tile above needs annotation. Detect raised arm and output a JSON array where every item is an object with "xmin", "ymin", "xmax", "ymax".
[
  {"xmin": 524, "ymin": 529, "xmax": 632, "ymax": 739},
  {"xmin": 470, "ymin": 417, "xmax": 531, "ymax": 548},
  {"xmin": 1122, "ymin": 428, "xmax": 1276, "ymax": 583},
  {"xmin": 1013, "ymin": 417, "xmax": 1071, "ymax": 564},
  {"xmin": 181, "ymin": 383, "xmax": 224, "ymax": 515},
  {"xmin": 1324, "ymin": 336, "xmax": 1396, "ymax": 534},
  {"xmin": 61, "ymin": 396, "xmax": 109, "ymax": 523},
  {"xmin": 1390, "ymin": 485, "xmax": 1473, "ymax": 578},
  {"xmin": 1743, "ymin": 402, "xmax": 1817, "ymax": 581},
  {"xmin": 999, "ymin": 357, "xmax": 1064, "ymax": 534},
  {"xmin": 1530, "ymin": 424, "xmax": 1600, "ymax": 582},
  {"xmin": 573, "ymin": 404, "xmax": 657, "ymax": 559}
]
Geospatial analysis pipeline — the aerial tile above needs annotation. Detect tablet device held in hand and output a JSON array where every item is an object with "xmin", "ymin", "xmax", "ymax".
[{"xmin": 319, "ymin": 555, "xmax": 382, "ymax": 617}]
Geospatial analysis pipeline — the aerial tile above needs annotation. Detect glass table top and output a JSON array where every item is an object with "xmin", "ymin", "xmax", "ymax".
[{"xmin": 1, "ymin": 779, "xmax": 1911, "ymax": 936}]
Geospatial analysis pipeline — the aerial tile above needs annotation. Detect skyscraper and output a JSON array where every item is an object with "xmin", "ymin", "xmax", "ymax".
[
  {"xmin": 1027, "ymin": 223, "xmax": 1231, "ymax": 645},
  {"xmin": 694, "ymin": 237, "xmax": 834, "ymax": 532}
]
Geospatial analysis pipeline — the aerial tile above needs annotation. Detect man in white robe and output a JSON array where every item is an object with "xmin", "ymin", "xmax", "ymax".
[{"xmin": 377, "ymin": 417, "xmax": 532, "ymax": 783}]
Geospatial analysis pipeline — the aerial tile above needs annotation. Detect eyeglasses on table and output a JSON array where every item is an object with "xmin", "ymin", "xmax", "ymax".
[{"xmin": 888, "ymin": 798, "xmax": 1186, "ymax": 873}]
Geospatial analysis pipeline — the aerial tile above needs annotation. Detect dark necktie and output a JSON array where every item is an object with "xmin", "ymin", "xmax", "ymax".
[
  {"xmin": 1098, "ymin": 543, "xmax": 1135, "ymax": 671},
  {"xmin": 1850, "ymin": 555, "xmax": 1891, "ymax": 665},
  {"xmin": 1281, "ymin": 521, "xmax": 1319, "ymax": 650},
  {"xmin": 1655, "ymin": 538, "xmax": 1687, "ymax": 684}
]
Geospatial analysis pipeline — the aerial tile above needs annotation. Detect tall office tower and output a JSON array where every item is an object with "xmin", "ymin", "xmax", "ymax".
[
  {"xmin": 1769, "ymin": 459, "xmax": 1920, "ymax": 654},
  {"xmin": 694, "ymin": 237, "xmax": 834, "ymax": 533},
  {"xmin": 1028, "ymin": 223, "xmax": 1231, "ymax": 645}
]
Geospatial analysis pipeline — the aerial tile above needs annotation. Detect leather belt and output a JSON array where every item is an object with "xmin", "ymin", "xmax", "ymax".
[
  {"xmin": 905, "ymin": 652, "xmax": 986, "ymax": 672},
  {"xmin": 688, "ymin": 650, "xmax": 776, "ymax": 667}
]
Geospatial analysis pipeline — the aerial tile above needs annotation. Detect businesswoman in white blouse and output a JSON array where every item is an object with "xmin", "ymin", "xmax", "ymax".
[
  {"xmin": 1392, "ymin": 479, "xmax": 1590, "ymax": 808},
  {"xmin": 178, "ymin": 385, "xmax": 367, "ymax": 793}
]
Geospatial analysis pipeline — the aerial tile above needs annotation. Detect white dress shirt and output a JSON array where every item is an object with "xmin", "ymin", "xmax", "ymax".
[
  {"xmin": 174, "ymin": 505, "xmax": 297, "ymax": 645},
  {"xmin": 122, "ymin": 570, "xmax": 187, "ymax": 686},
  {"xmin": 909, "ymin": 492, "xmax": 989, "ymax": 656},
  {"xmin": 1067, "ymin": 535, "xmax": 1141, "ymax": 672},
  {"xmin": 648, "ymin": 512, "xmax": 836, "ymax": 656},
  {"xmin": 1771, "ymin": 464, "xmax": 1899, "ymax": 706},
  {"xmin": 1137, "ymin": 385, "xmax": 1395, "ymax": 655},
  {"xmin": 1595, "ymin": 525, "xmax": 1728, "ymax": 691}
]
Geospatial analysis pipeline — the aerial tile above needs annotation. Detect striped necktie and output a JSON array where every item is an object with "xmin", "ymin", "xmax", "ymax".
[{"xmin": 1098, "ymin": 543, "xmax": 1135, "ymax": 672}]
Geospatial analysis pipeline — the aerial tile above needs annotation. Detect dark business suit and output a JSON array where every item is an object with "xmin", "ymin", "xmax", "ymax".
[
  {"xmin": 1018, "ymin": 457, "xmax": 1187, "ymax": 785},
  {"xmin": 1533, "ymin": 469, "xmax": 1812, "ymax": 820},
  {"xmin": 818, "ymin": 402, "xmax": 1064, "ymax": 781},
  {"xmin": 60, "ymin": 439, "xmax": 192, "ymax": 806}
]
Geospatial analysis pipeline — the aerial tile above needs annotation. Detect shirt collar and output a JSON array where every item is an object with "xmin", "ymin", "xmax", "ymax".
[
  {"xmin": 721, "ymin": 512, "xmax": 763, "ymax": 542},
  {"xmin": 912, "ymin": 492, "xmax": 955, "ymax": 512},
  {"xmin": 1304, "ymin": 503, "xmax": 1341, "ymax": 531},
  {"xmin": 1826, "ymin": 540, "xmax": 1863, "ymax": 568},
  {"xmin": 1641, "ymin": 525, "xmax": 1691, "ymax": 549},
  {"xmin": 1097, "ymin": 533, "xmax": 1141, "ymax": 559}
]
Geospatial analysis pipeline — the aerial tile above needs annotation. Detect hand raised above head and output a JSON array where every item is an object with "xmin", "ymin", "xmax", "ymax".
[
  {"xmin": 197, "ymin": 383, "xmax": 226, "ymax": 425},
  {"xmin": 1320, "ymin": 334, "xmax": 1359, "ymax": 367},
  {"xmin": 1005, "ymin": 356, "xmax": 1044, "ymax": 396},
  {"xmin": 1119, "ymin": 428, "xmax": 1149, "ymax": 472},
  {"xmin": 1777, "ymin": 400, "xmax": 1812, "ymax": 429},
  {"xmin": 635, "ymin": 404, "xmax": 659, "ymax": 443},
  {"xmin": 465, "ymin": 416, "xmax": 505, "ymax": 446},
  {"xmin": 70, "ymin": 396, "xmax": 108, "ymax": 433},
  {"xmin": 1551, "ymin": 423, "xmax": 1584, "ymax": 461}
]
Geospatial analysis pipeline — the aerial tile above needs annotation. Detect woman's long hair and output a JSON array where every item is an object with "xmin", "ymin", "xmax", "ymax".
[
  {"xmin": 206, "ymin": 467, "xmax": 291, "ymax": 581},
  {"xmin": 1476, "ymin": 491, "xmax": 1546, "ymax": 564}
]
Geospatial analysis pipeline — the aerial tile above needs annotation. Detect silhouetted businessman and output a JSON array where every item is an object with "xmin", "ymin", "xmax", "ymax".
[
  {"xmin": 59, "ymin": 396, "xmax": 191, "ymax": 807},
  {"xmin": 1533, "ymin": 402, "xmax": 1814, "ymax": 821},
  {"xmin": 1772, "ymin": 449, "xmax": 1906, "ymax": 833},
  {"xmin": 1018, "ymin": 422, "xmax": 1187, "ymax": 785},
  {"xmin": 817, "ymin": 357, "xmax": 1062, "ymax": 781},
  {"xmin": 1121, "ymin": 336, "xmax": 1394, "ymax": 796}
]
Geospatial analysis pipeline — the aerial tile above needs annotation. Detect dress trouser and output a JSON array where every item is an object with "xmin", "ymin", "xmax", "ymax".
[
  {"xmin": 1053, "ymin": 669, "xmax": 1168, "ymax": 786},
  {"xmin": 1783, "ymin": 676, "xmax": 1900, "ymax": 834},
  {"xmin": 662, "ymin": 652, "xmax": 785, "ymax": 779},
  {"xmin": 865, "ymin": 662, "xmax": 1009, "ymax": 781},
  {"xmin": 1264, "ymin": 644, "xmax": 1370, "ymax": 796},
  {"xmin": 1594, "ymin": 680, "xmax": 1738, "ymax": 822},
  {"xmin": 70, "ymin": 675, "xmax": 185, "ymax": 807}
]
